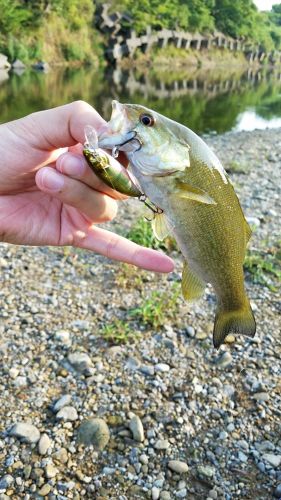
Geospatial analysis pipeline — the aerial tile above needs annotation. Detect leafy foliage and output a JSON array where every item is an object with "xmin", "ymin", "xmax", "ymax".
[{"xmin": 107, "ymin": 0, "xmax": 281, "ymax": 49}]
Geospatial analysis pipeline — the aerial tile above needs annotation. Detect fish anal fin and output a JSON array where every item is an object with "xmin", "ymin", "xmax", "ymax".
[
  {"xmin": 182, "ymin": 261, "xmax": 206, "ymax": 301},
  {"xmin": 213, "ymin": 300, "xmax": 256, "ymax": 349},
  {"xmin": 174, "ymin": 180, "xmax": 216, "ymax": 205},
  {"xmin": 151, "ymin": 212, "xmax": 170, "ymax": 241}
]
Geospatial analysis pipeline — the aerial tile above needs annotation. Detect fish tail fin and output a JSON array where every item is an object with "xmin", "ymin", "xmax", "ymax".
[{"xmin": 213, "ymin": 299, "xmax": 256, "ymax": 349}]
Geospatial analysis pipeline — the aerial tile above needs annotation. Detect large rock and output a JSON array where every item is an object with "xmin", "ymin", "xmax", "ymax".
[
  {"xmin": 77, "ymin": 418, "xmax": 110, "ymax": 450},
  {"xmin": 12, "ymin": 59, "xmax": 25, "ymax": 69},
  {"xmin": 0, "ymin": 54, "xmax": 11, "ymax": 69},
  {"xmin": 32, "ymin": 61, "xmax": 50, "ymax": 72}
]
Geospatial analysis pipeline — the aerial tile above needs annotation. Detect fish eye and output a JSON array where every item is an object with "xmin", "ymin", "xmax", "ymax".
[{"xmin": 139, "ymin": 113, "xmax": 155, "ymax": 127}]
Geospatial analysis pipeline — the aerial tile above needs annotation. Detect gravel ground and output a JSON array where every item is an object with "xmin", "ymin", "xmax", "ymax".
[{"xmin": 0, "ymin": 128, "xmax": 280, "ymax": 500}]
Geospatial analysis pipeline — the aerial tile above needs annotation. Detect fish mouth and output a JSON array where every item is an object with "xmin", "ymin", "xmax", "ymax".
[{"xmin": 98, "ymin": 100, "xmax": 142, "ymax": 153}]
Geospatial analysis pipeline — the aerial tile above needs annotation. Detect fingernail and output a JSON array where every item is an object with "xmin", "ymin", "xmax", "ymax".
[
  {"xmin": 41, "ymin": 169, "xmax": 64, "ymax": 192},
  {"xmin": 58, "ymin": 154, "xmax": 85, "ymax": 176}
]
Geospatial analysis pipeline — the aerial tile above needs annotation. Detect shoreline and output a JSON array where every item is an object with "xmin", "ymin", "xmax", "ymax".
[{"xmin": 0, "ymin": 126, "xmax": 280, "ymax": 498}]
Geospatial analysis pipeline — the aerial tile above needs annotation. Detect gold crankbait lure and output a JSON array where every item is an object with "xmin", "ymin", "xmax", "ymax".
[{"xmin": 83, "ymin": 125, "xmax": 142, "ymax": 197}]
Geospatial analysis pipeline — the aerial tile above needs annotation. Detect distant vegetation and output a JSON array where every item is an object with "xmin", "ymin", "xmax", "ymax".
[
  {"xmin": 109, "ymin": 0, "xmax": 281, "ymax": 51},
  {"xmin": 0, "ymin": 0, "xmax": 101, "ymax": 64},
  {"xmin": 0, "ymin": 0, "xmax": 281, "ymax": 64}
]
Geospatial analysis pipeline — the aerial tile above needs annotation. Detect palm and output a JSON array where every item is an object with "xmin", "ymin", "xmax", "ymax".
[{"xmin": 0, "ymin": 101, "xmax": 174, "ymax": 273}]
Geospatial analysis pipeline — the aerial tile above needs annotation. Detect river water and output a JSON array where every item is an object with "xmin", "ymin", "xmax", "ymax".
[{"xmin": 1, "ymin": 65, "xmax": 281, "ymax": 135}]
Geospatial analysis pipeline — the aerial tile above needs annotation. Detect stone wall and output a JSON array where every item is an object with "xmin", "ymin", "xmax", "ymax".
[{"xmin": 95, "ymin": 4, "xmax": 281, "ymax": 65}]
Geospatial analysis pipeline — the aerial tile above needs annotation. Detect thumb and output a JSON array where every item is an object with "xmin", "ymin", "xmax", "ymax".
[{"xmin": 14, "ymin": 100, "xmax": 107, "ymax": 151}]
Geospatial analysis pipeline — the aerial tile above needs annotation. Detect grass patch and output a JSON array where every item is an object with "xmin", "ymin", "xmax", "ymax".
[
  {"xmin": 130, "ymin": 284, "xmax": 181, "ymax": 329},
  {"xmin": 100, "ymin": 319, "xmax": 140, "ymax": 345},
  {"xmin": 244, "ymin": 242, "xmax": 281, "ymax": 291},
  {"xmin": 126, "ymin": 216, "xmax": 177, "ymax": 252}
]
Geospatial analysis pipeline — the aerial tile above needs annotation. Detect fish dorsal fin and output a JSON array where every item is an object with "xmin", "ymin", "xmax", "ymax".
[
  {"xmin": 151, "ymin": 212, "xmax": 170, "ymax": 241},
  {"xmin": 174, "ymin": 179, "xmax": 216, "ymax": 205},
  {"xmin": 244, "ymin": 219, "xmax": 252, "ymax": 243},
  {"xmin": 182, "ymin": 261, "xmax": 206, "ymax": 301}
]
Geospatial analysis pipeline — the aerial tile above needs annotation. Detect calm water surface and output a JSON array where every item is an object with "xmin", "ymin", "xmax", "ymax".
[{"xmin": 1, "ymin": 66, "xmax": 281, "ymax": 135}]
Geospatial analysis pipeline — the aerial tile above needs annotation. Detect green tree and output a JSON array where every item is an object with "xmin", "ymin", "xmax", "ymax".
[
  {"xmin": 212, "ymin": 0, "xmax": 257, "ymax": 38},
  {"xmin": 185, "ymin": 0, "xmax": 215, "ymax": 33},
  {"xmin": 0, "ymin": 0, "xmax": 30, "ymax": 35},
  {"xmin": 269, "ymin": 3, "xmax": 281, "ymax": 26}
]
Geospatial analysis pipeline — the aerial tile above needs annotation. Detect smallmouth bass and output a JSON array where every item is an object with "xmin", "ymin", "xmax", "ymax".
[{"xmin": 98, "ymin": 101, "xmax": 256, "ymax": 348}]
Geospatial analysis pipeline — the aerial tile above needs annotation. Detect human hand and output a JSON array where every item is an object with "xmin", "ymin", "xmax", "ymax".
[{"xmin": 0, "ymin": 101, "xmax": 174, "ymax": 272}]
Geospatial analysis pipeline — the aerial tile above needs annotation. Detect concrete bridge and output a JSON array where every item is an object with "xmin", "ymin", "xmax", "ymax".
[{"xmin": 96, "ymin": 4, "xmax": 281, "ymax": 65}]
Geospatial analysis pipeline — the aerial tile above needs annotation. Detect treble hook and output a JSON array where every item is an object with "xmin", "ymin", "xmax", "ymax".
[{"xmin": 138, "ymin": 194, "xmax": 163, "ymax": 221}]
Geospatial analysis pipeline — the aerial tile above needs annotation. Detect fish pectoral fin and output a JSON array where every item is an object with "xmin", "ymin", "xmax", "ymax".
[
  {"xmin": 151, "ymin": 212, "xmax": 170, "ymax": 241},
  {"xmin": 174, "ymin": 180, "xmax": 216, "ymax": 205},
  {"xmin": 182, "ymin": 261, "xmax": 206, "ymax": 301}
]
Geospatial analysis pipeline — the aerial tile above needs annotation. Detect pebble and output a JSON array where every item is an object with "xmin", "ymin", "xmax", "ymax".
[
  {"xmin": 56, "ymin": 406, "xmax": 78, "ymax": 421},
  {"xmin": 246, "ymin": 216, "xmax": 261, "ymax": 227},
  {"xmin": 67, "ymin": 352, "xmax": 93, "ymax": 373},
  {"xmin": 274, "ymin": 484, "xmax": 281, "ymax": 498},
  {"xmin": 139, "ymin": 364, "xmax": 155, "ymax": 376},
  {"xmin": 252, "ymin": 392, "xmax": 270, "ymax": 402},
  {"xmin": 55, "ymin": 329, "xmax": 71, "ymax": 346},
  {"xmin": 155, "ymin": 363, "xmax": 170, "ymax": 373},
  {"xmin": 168, "ymin": 460, "xmax": 189, "ymax": 473},
  {"xmin": 52, "ymin": 448, "xmax": 68, "ymax": 464},
  {"xmin": 175, "ymin": 488, "xmax": 187, "ymax": 498},
  {"xmin": 208, "ymin": 490, "xmax": 218, "ymax": 499},
  {"xmin": 77, "ymin": 418, "xmax": 110, "ymax": 450},
  {"xmin": 238, "ymin": 451, "xmax": 248, "ymax": 462},
  {"xmin": 160, "ymin": 493, "xmax": 171, "ymax": 500},
  {"xmin": 9, "ymin": 423, "xmax": 40, "ymax": 443},
  {"xmin": 216, "ymin": 352, "xmax": 233, "ymax": 368},
  {"xmin": 139, "ymin": 454, "xmax": 149, "ymax": 465},
  {"xmin": 152, "ymin": 486, "xmax": 160, "ymax": 500},
  {"xmin": 38, "ymin": 484, "xmax": 51, "ymax": 496},
  {"xmin": 38, "ymin": 434, "xmax": 51, "ymax": 455},
  {"xmin": 0, "ymin": 475, "xmax": 14, "ymax": 490},
  {"xmin": 262, "ymin": 454, "xmax": 281, "ymax": 468},
  {"xmin": 8, "ymin": 367, "xmax": 19, "ymax": 379},
  {"xmin": 53, "ymin": 394, "xmax": 72, "ymax": 412},
  {"xmin": 195, "ymin": 331, "xmax": 207, "ymax": 340},
  {"xmin": 129, "ymin": 415, "xmax": 144, "ymax": 442},
  {"xmin": 45, "ymin": 463, "xmax": 58, "ymax": 479},
  {"xmin": 185, "ymin": 326, "xmax": 195, "ymax": 337},
  {"xmin": 197, "ymin": 465, "xmax": 215, "ymax": 478},
  {"xmin": 154, "ymin": 440, "xmax": 170, "ymax": 450}
]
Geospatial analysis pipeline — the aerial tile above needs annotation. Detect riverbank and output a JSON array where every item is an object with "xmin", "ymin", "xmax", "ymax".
[
  {"xmin": 0, "ymin": 128, "xmax": 280, "ymax": 499},
  {"xmin": 120, "ymin": 46, "xmax": 250, "ymax": 72}
]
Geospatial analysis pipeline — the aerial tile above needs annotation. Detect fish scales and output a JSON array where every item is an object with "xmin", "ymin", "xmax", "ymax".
[{"xmin": 98, "ymin": 101, "xmax": 256, "ymax": 348}]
